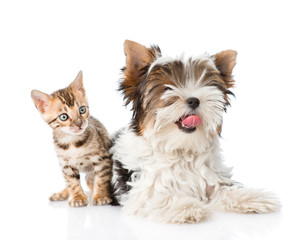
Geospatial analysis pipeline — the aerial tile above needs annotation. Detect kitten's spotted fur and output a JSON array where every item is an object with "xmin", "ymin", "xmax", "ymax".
[{"xmin": 31, "ymin": 71, "xmax": 112, "ymax": 207}]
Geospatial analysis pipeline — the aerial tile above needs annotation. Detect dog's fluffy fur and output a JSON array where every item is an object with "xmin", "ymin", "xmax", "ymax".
[{"xmin": 110, "ymin": 40, "xmax": 280, "ymax": 223}]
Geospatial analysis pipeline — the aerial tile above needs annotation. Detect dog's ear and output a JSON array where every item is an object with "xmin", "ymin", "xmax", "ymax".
[
  {"xmin": 124, "ymin": 40, "xmax": 154, "ymax": 77},
  {"xmin": 213, "ymin": 50, "xmax": 237, "ymax": 88},
  {"xmin": 121, "ymin": 40, "xmax": 161, "ymax": 105}
]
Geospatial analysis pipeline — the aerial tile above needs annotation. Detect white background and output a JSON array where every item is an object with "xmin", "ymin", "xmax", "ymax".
[{"xmin": 1, "ymin": 0, "xmax": 292, "ymax": 239}]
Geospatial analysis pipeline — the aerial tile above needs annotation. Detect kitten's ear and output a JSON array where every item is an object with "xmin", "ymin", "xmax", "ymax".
[
  {"xmin": 31, "ymin": 90, "xmax": 52, "ymax": 113},
  {"xmin": 70, "ymin": 71, "xmax": 85, "ymax": 96},
  {"xmin": 213, "ymin": 50, "xmax": 237, "ymax": 88}
]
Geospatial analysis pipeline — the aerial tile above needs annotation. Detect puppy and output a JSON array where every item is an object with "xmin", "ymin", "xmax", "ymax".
[{"xmin": 110, "ymin": 40, "xmax": 280, "ymax": 223}]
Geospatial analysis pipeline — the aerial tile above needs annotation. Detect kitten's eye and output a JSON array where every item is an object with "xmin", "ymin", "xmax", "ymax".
[
  {"xmin": 59, "ymin": 113, "xmax": 68, "ymax": 121},
  {"xmin": 79, "ymin": 106, "xmax": 86, "ymax": 114}
]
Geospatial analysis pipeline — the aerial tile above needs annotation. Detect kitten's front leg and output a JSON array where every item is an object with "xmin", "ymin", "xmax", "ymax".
[
  {"xmin": 91, "ymin": 155, "xmax": 112, "ymax": 205},
  {"xmin": 62, "ymin": 165, "xmax": 88, "ymax": 207}
]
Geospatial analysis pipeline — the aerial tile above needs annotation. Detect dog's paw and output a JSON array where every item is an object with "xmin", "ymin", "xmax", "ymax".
[
  {"xmin": 68, "ymin": 196, "xmax": 88, "ymax": 207},
  {"xmin": 172, "ymin": 206, "xmax": 209, "ymax": 224},
  {"xmin": 92, "ymin": 195, "xmax": 112, "ymax": 206},
  {"xmin": 238, "ymin": 191, "xmax": 280, "ymax": 213},
  {"xmin": 222, "ymin": 187, "xmax": 281, "ymax": 213}
]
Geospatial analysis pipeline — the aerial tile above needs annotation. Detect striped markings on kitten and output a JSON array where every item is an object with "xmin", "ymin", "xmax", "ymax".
[{"xmin": 31, "ymin": 71, "xmax": 112, "ymax": 207}]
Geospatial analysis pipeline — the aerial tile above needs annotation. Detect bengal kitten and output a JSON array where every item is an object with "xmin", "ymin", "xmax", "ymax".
[{"xmin": 31, "ymin": 71, "xmax": 112, "ymax": 207}]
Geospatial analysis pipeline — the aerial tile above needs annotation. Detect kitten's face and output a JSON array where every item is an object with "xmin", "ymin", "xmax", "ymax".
[{"xmin": 31, "ymin": 71, "xmax": 90, "ymax": 135}]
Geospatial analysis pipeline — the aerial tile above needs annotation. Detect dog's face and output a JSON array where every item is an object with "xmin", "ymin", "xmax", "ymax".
[{"xmin": 120, "ymin": 40, "xmax": 237, "ymax": 152}]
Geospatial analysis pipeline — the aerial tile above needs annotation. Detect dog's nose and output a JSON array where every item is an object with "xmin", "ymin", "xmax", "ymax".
[
  {"xmin": 74, "ymin": 118, "xmax": 83, "ymax": 128},
  {"xmin": 186, "ymin": 97, "xmax": 200, "ymax": 109}
]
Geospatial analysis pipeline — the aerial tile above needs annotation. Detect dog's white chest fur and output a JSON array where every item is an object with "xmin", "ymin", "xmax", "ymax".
[{"xmin": 112, "ymin": 128, "xmax": 233, "ymax": 204}]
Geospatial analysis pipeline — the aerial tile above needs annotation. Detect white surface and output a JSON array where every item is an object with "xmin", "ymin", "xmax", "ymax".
[{"xmin": 1, "ymin": 0, "xmax": 292, "ymax": 239}]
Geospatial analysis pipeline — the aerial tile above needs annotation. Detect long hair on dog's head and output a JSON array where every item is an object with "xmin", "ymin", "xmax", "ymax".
[{"xmin": 120, "ymin": 40, "xmax": 237, "ymax": 153}]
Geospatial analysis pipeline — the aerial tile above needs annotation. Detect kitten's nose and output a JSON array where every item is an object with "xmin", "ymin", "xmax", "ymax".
[
  {"xmin": 74, "ymin": 118, "xmax": 83, "ymax": 128},
  {"xmin": 186, "ymin": 97, "xmax": 200, "ymax": 109}
]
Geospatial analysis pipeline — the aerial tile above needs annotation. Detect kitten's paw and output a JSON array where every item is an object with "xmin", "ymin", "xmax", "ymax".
[
  {"xmin": 50, "ymin": 193, "xmax": 67, "ymax": 201},
  {"xmin": 49, "ymin": 189, "xmax": 69, "ymax": 201},
  {"xmin": 92, "ymin": 195, "xmax": 112, "ymax": 206},
  {"xmin": 68, "ymin": 197, "xmax": 88, "ymax": 207}
]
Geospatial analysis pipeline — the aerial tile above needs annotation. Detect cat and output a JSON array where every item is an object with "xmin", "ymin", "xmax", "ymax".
[{"xmin": 31, "ymin": 71, "xmax": 112, "ymax": 207}]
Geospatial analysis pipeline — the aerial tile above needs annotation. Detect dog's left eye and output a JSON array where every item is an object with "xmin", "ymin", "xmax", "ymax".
[{"xmin": 164, "ymin": 87, "xmax": 172, "ymax": 91}]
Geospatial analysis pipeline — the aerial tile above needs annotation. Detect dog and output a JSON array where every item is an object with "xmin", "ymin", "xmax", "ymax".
[{"xmin": 110, "ymin": 40, "xmax": 280, "ymax": 223}]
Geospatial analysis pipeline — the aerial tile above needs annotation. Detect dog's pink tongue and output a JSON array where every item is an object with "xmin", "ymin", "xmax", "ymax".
[{"xmin": 182, "ymin": 115, "xmax": 202, "ymax": 128}]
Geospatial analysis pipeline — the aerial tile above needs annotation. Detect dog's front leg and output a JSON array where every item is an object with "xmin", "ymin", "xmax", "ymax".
[{"xmin": 123, "ymin": 194, "xmax": 210, "ymax": 223}]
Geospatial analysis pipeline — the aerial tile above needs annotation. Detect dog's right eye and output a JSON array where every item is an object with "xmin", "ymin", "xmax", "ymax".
[{"xmin": 164, "ymin": 87, "xmax": 172, "ymax": 91}]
